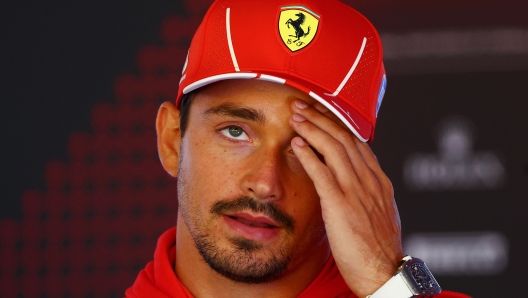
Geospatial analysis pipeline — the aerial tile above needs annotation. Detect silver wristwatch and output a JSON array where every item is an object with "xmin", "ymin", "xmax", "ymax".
[{"xmin": 367, "ymin": 256, "xmax": 442, "ymax": 298}]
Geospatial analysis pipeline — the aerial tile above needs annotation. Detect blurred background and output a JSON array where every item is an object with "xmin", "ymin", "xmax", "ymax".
[{"xmin": 1, "ymin": 0, "xmax": 527, "ymax": 296}]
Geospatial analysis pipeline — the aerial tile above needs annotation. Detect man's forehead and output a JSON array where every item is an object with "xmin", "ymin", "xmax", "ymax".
[{"xmin": 189, "ymin": 79, "xmax": 347, "ymax": 130}]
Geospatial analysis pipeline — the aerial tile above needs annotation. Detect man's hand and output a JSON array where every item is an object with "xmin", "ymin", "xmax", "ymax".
[{"xmin": 289, "ymin": 99, "xmax": 403, "ymax": 297}]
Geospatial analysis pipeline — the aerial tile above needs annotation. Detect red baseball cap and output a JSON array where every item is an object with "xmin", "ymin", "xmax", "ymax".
[{"xmin": 177, "ymin": 0, "xmax": 387, "ymax": 143}]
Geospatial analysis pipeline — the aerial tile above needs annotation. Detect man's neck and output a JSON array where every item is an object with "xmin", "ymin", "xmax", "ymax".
[{"xmin": 174, "ymin": 216, "xmax": 331, "ymax": 298}]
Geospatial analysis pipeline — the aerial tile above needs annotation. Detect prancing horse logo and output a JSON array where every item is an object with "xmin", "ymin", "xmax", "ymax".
[
  {"xmin": 286, "ymin": 13, "xmax": 311, "ymax": 42},
  {"xmin": 278, "ymin": 6, "xmax": 320, "ymax": 52}
]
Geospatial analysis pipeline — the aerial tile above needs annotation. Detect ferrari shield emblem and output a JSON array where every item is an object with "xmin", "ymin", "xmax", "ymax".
[{"xmin": 278, "ymin": 6, "xmax": 320, "ymax": 52}]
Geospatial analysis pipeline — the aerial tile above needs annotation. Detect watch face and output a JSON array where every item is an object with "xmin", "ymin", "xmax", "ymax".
[{"xmin": 404, "ymin": 258, "xmax": 441, "ymax": 295}]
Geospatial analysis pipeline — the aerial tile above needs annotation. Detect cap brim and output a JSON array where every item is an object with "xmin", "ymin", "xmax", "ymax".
[{"xmin": 182, "ymin": 72, "xmax": 370, "ymax": 143}]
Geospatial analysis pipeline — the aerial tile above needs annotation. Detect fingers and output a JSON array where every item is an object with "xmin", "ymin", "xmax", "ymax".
[
  {"xmin": 290, "ymin": 101, "xmax": 403, "ymax": 294},
  {"xmin": 354, "ymin": 139, "xmax": 391, "ymax": 188},
  {"xmin": 289, "ymin": 110, "xmax": 362, "ymax": 196},
  {"xmin": 290, "ymin": 136, "xmax": 344, "ymax": 200},
  {"xmin": 290, "ymin": 100, "xmax": 383, "ymax": 199}
]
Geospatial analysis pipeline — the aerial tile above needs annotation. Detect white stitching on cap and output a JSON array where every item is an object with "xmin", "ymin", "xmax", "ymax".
[
  {"xmin": 179, "ymin": 74, "xmax": 187, "ymax": 85},
  {"xmin": 331, "ymin": 100, "xmax": 359, "ymax": 129},
  {"xmin": 257, "ymin": 74, "xmax": 286, "ymax": 84},
  {"xmin": 309, "ymin": 91, "xmax": 368, "ymax": 143},
  {"xmin": 181, "ymin": 49, "xmax": 189, "ymax": 74},
  {"xmin": 226, "ymin": 8, "xmax": 240, "ymax": 72},
  {"xmin": 182, "ymin": 73, "xmax": 258, "ymax": 94},
  {"xmin": 325, "ymin": 37, "xmax": 367, "ymax": 97}
]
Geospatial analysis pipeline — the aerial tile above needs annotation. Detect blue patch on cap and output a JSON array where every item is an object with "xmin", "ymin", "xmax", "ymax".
[{"xmin": 376, "ymin": 74, "xmax": 386, "ymax": 117}]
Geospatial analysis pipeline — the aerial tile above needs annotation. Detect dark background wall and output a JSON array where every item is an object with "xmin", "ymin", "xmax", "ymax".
[
  {"xmin": 1, "ymin": 0, "xmax": 527, "ymax": 296},
  {"xmin": 1, "ymin": 0, "xmax": 184, "ymax": 220}
]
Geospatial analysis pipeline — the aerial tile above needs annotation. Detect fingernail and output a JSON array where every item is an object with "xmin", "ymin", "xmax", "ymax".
[
  {"xmin": 294, "ymin": 137, "xmax": 306, "ymax": 147},
  {"xmin": 295, "ymin": 100, "xmax": 308, "ymax": 109},
  {"xmin": 315, "ymin": 104, "xmax": 328, "ymax": 113},
  {"xmin": 293, "ymin": 113, "xmax": 306, "ymax": 122}
]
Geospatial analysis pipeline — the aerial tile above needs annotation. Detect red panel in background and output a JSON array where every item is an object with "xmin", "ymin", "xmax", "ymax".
[
  {"xmin": 0, "ymin": 220, "xmax": 21, "ymax": 296},
  {"xmin": 21, "ymin": 190, "xmax": 44, "ymax": 219},
  {"xmin": 0, "ymin": 1, "xmax": 200, "ymax": 294},
  {"xmin": 44, "ymin": 161, "xmax": 69, "ymax": 191},
  {"xmin": 0, "ymin": 275, "xmax": 19, "ymax": 297},
  {"xmin": 20, "ymin": 219, "xmax": 43, "ymax": 248},
  {"xmin": 42, "ymin": 273, "xmax": 68, "ymax": 297},
  {"xmin": 44, "ymin": 217, "xmax": 68, "ymax": 248},
  {"xmin": 44, "ymin": 190, "xmax": 71, "ymax": 219},
  {"xmin": 0, "ymin": 246, "xmax": 18, "ymax": 283},
  {"xmin": 19, "ymin": 275, "xmax": 44, "ymax": 297},
  {"xmin": 68, "ymin": 132, "xmax": 94, "ymax": 162}
]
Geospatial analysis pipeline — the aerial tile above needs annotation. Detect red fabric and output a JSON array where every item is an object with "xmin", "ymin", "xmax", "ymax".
[
  {"xmin": 438, "ymin": 292, "xmax": 472, "ymax": 298},
  {"xmin": 125, "ymin": 228, "xmax": 193, "ymax": 298},
  {"xmin": 125, "ymin": 227, "xmax": 470, "ymax": 298}
]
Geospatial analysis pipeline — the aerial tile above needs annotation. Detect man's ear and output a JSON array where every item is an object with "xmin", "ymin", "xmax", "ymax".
[{"xmin": 156, "ymin": 102, "xmax": 182, "ymax": 177}]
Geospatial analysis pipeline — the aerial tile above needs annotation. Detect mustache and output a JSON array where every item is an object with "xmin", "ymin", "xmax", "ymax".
[{"xmin": 210, "ymin": 197, "xmax": 295, "ymax": 234}]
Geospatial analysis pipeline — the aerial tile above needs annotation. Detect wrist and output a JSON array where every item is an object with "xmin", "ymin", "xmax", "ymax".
[
  {"xmin": 366, "ymin": 256, "xmax": 441, "ymax": 298},
  {"xmin": 344, "ymin": 266, "xmax": 395, "ymax": 297}
]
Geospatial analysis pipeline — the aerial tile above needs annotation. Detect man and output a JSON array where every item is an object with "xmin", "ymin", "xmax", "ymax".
[{"xmin": 127, "ymin": 0, "xmax": 469, "ymax": 297}]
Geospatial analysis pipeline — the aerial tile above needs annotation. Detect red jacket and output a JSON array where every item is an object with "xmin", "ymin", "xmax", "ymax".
[{"xmin": 126, "ymin": 228, "xmax": 470, "ymax": 298}]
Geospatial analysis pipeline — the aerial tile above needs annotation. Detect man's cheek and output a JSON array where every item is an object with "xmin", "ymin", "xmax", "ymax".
[{"xmin": 194, "ymin": 154, "xmax": 243, "ymax": 195}]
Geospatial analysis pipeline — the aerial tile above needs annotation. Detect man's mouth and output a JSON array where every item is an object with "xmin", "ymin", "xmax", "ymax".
[
  {"xmin": 227, "ymin": 213, "xmax": 278, "ymax": 229},
  {"xmin": 210, "ymin": 197, "xmax": 295, "ymax": 234},
  {"xmin": 222, "ymin": 213, "xmax": 281, "ymax": 241}
]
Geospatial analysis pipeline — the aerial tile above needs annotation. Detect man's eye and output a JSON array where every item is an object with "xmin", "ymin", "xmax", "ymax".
[{"xmin": 220, "ymin": 126, "xmax": 249, "ymax": 141}]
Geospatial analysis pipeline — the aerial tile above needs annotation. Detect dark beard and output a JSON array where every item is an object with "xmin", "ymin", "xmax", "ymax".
[
  {"xmin": 178, "ymin": 175, "xmax": 296, "ymax": 284},
  {"xmin": 193, "ymin": 230, "xmax": 292, "ymax": 284}
]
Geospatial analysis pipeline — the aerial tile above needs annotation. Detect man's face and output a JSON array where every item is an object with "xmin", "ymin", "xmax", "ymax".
[{"xmin": 176, "ymin": 79, "xmax": 329, "ymax": 284}]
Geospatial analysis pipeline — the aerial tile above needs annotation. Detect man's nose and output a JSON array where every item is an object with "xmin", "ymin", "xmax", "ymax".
[{"xmin": 241, "ymin": 149, "xmax": 286, "ymax": 202}]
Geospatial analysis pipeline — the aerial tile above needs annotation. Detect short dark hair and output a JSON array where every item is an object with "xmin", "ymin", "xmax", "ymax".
[{"xmin": 179, "ymin": 92, "xmax": 194, "ymax": 137}]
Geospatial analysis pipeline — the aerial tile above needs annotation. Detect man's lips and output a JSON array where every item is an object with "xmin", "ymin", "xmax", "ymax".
[
  {"xmin": 222, "ymin": 213, "xmax": 281, "ymax": 241},
  {"xmin": 225, "ymin": 213, "xmax": 279, "ymax": 229},
  {"xmin": 210, "ymin": 197, "xmax": 295, "ymax": 234}
]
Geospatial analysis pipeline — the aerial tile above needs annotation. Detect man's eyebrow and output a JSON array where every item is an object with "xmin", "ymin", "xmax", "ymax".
[{"xmin": 202, "ymin": 103, "xmax": 266, "ymax": 124}]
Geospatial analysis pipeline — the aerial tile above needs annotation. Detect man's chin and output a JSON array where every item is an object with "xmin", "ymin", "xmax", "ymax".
[
  {"xmin": 203, "ymin": 249, "xmax": 291, "ymax": 284},
  {"xmin": 228, "ymin": 236, "xmax": 264, "ymax": 252},
  {"xmin": 194, "ymin": 233, "xmax": 292, "ymax": 284}
]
